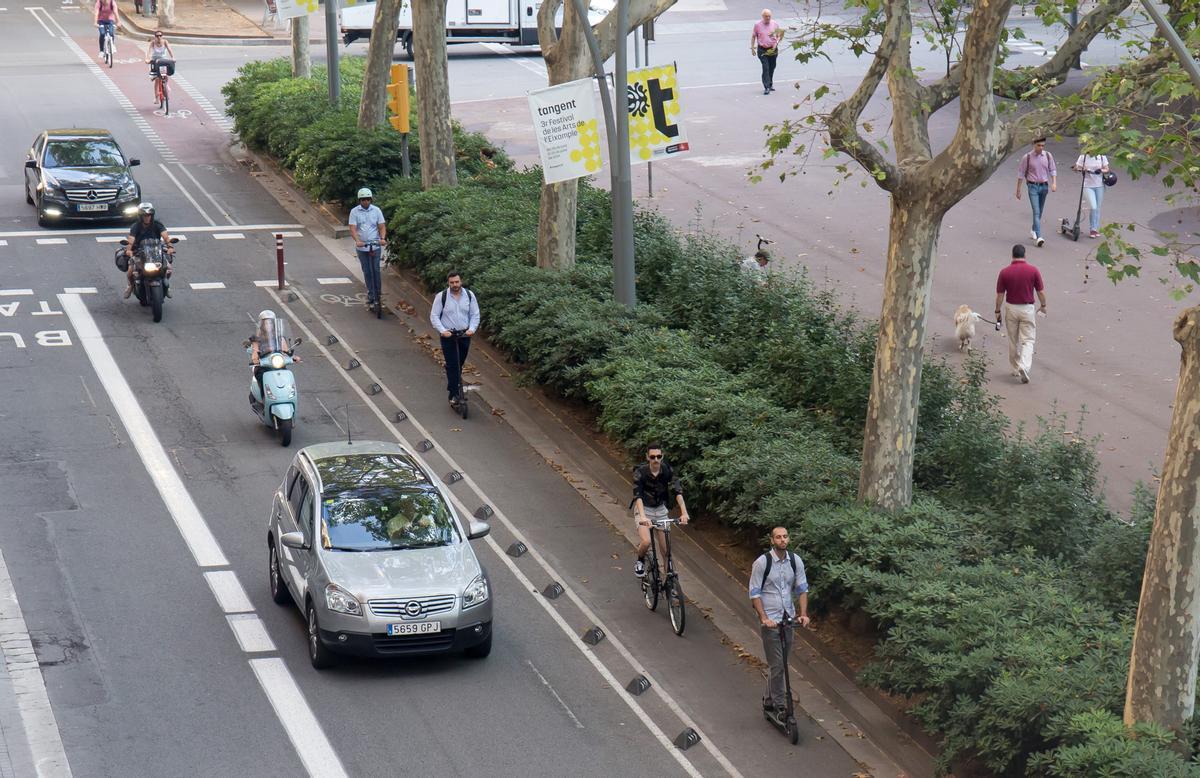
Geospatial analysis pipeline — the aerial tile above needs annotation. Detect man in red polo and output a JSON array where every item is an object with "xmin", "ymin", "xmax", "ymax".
[{"xmin": 995, "ymin": 243, "xmax": 1047, "ymax": 384}]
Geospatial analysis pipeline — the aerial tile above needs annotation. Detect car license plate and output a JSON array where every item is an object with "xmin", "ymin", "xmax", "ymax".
[
  {"xmin": 77, "ymin": 203, "xmax": 108, "ymax": 212},
  {"xmin": 387, "ymin": 622, "xmax": 440, "ymax": 636}
]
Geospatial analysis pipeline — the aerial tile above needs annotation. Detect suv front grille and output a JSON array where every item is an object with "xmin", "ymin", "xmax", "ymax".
[
  {"xmin": 65, "ymin": 188, "xmax": 119, "ymax": 202},
  {"xmin": 372, "ymin": 628, "xmax": 456, "ymax": 654},
  {"xmin": 369, "ymin": 594, "xmax": 456, "ymax": 619}
]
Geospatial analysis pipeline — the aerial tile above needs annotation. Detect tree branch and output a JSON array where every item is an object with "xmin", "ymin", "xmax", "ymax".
[
  {"xmin": 593, "ymin": 0, "xmax": 676, "ymax": 60},
  {"xmin": 536, "ymin": 0, "xmax": 563, "ymax": 64},
  {"xmin": 886, "ymin": 0, "xmax": 932, "ymax": 166}
]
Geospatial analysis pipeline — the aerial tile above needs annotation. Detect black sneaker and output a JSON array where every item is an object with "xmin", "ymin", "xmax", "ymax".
[{"xmin": 634, "ymin": 559, "xmax": 646, "ymax": 578}]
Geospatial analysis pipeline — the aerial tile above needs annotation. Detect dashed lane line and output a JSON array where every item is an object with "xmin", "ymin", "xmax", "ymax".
[
  {"xmin": 0, "ymin": 290, "xmax": 33, "ymax": 296},
  {"xmin": 36, "ymin": 238, "xmax": 67, "ymax": 245},
  {"xmin": 213, "ymin": 233, "xmax": 245, "ymax": 240},
  {"xmin": 159, "ymin": 163, "xmax": 216, "ymax": 226},
  {"xmin": 63, "ymin": 287, "xmax": 98, "ymax": 294},
  {"xmin": 189, "ymin": 282, "xmax": 226, "ymax": 290},
  {"xmin": 172, "ymin": 74, "xmax": 235, "ymax": 132},
  {"xmin": 0, "ymin": 224, "xmax": 302, "ymax": 238},
  {"xmin": 316, "ymin": 277, "xmax": 352, "ymax": 285}
]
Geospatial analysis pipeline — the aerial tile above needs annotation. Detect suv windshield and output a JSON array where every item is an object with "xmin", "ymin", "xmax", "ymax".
[
  {"xmin": 321, "ymin": 486, "xmax": 456, "ymax": 551},
  {"xmin": 44, "ymin": 139, "xmax": 124, "ymax": 169}
]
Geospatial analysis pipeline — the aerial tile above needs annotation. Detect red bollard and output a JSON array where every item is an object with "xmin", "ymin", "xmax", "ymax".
[{"xmin": 275, "ymin": 233, "xmax": 285, "ymax": 290}]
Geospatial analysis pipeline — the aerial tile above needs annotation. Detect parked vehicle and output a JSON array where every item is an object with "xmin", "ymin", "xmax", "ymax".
[
  {"xmin": 24, "ymin": 129, "xmax": 142, "ymax": 227},
  {"xmin": 119, "ymin": 236, "xmax": 176, "ymax": 323},
  {"xmin": 245, "ymin": 322, "xmax": 301, "ymax": 447},
  {"xmin": 267, "ymin": 441, "xmax": 494, "ymax": 669},
  {"xmin": 339, "ymin": 0, "xmax": 609, "ymax": 58}
]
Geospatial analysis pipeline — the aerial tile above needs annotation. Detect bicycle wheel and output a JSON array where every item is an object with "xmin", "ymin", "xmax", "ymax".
[
  {"xmin": 457, "ymin": 387, "xmax": 468, "ymax": 419},
  {"xmin": 163, "ymin": 80, "xmax": 170, "ymax": 115},
  {"xmin": 668, "ymin": 576, "xmax": 686, "ymax": 635},
  {"xmin": 154, "ymin": 78, "xmax": 163, "ymax": 109},
  {"xmin": 105, "ymin": 34, "xmax": 113, "ymax": 67},
  {"xmin": 642, "ymin": 559, "xmax": 659, "ymax": 611}
]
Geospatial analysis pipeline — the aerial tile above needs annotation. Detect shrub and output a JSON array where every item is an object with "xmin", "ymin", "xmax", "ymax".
[{"xmin": 1028, "ymin": 710, "xmax": 1200, "ymax": 777}]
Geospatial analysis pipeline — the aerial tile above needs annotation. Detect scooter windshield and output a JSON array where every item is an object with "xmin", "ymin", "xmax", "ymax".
[{"xmin": 256, "ymin": 318, "xmax": 289, "ymax": 354}]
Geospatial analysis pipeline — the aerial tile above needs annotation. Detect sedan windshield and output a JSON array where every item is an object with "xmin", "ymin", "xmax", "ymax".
[
  {"xmin": 321, "ymin": 487, "xmax": 456, "ymax": 551},
  {"xmin": 44, "ymin": 139, "xmax": 124, "ymax": 169}
]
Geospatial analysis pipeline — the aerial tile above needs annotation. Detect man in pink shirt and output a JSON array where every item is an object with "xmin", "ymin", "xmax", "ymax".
[
  {"xmin": 995, "ymin": 244, "xmax": 1048, "ymax": 384},
  {"xmin": 750, "ymin": 9, "xmax": 783, "ymax": 95},
  {"xmin": 1015, "ymin": 137, "xmax": 1057, "ymax": 247}
]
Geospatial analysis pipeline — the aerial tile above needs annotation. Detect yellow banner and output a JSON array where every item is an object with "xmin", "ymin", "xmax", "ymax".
[{"xmin": 626, "ymin": 64, "xmax": 690, "ymax": 164}]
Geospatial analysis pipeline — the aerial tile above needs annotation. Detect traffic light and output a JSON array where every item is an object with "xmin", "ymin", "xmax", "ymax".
[{"xmin": 386, "ymin": 63, "xmax": 410, "ymax": 133}]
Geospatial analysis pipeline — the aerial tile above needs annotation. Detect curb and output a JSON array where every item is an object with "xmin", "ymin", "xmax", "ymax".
[{"xmin": 115, "ymin": 3, "xmax": 297, "ymax": 45}]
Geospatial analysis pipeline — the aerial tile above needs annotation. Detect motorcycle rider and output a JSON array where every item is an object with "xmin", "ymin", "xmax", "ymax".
[
  {"xmin": 247, "ymin": 310, "xmax": 300, "ymax": 403},
  {"xmin": 123, "ymin": 202, "xmax": 174, "ymax": 299}
]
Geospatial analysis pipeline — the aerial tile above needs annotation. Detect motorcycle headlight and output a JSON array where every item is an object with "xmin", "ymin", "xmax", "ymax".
[
  {"xmin": 462, "ymin": 575, "xmax": 489, "ymax": 609},
  {"xmin": 325, "ymin": 584, "xmax": 362, "ymax": 616},
  {"xmin": 142, "ymin": 261, "xmax": 160, "ymax": 272},
  {"xmin": 270, "ymin": 354, "xmax": 285, "ymax": 370}
]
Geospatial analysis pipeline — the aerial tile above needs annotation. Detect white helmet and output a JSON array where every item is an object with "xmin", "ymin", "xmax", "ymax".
[
  {"xmin": 357, "ymin": 188, "xmax": 373, "ymax": 199},
  {"xmin": 258, "ymin": 310, "xmax": 276, "ymax": 322},
  {"xmin": 137, "ymin": 202, "xmax": 154, "ymax": 216}
]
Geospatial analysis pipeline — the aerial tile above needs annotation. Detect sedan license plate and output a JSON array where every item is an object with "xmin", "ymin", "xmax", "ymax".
[
  {"xmin": 77, "ymin": 203, "xmax": 108, "ymax": 212},
  {"xmin": 387, "ymin": 622, "xmax": 440, "ymax": 636}
]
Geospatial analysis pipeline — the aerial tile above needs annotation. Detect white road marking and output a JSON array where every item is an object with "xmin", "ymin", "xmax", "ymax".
[
  {"xmin": 36, "ymin": 238, "xmax": 67, "ymax": 245},
  {"xmin": 204, "ymin": 571, "xmax": 254, "ymax": 613},
  {"xmin": 95, "ymin": 236, "xmax": 124, "ymax": 243},
  {"xmin": 254, "ymin": 280, "xmax": 281, "ymax": 287},
  {"xmin": 0, "ymin": 224, "xmax": 303, "ymax": 239},
  {"xmin": 0, "ymin": 240, "xmax": 7, "ymax": 246},
  {"xmin": 63, "ymin": 287, "xmax": 98, "ymax": 294},
  {"xmin": 0, "ymin": 547, "xmax": 73, "ymax": 777},
  {"xmin": 0, "ymin": 289, "xmax": 33, "ymax": 296},
  {"xmin": 250, "ymin": 659, "xmax": 349, "ymax": 778},
  {"xmin": 174, "ymin": 163, "xmax": 236, "ymax": 225},
  {"xmin": 316, "ymin": 277, "xmax": 352, "ymax": 285},
  {"xmin": 189, "ymin": 282, "xmax": 226, "ymax": 290},
  {"xmin": 526, "ymin": 659, "xmax": 585, "ymax": 729},
  {"xmin": 25, "ymin": 7, "xmax": 54, "ymax": 35},
  {"xmin": 172, "ymin": 74, "xmax": 235, "ymax": 132},
  {"xmin": 58, "ymin": 294, "xmax": 228, "ymax": 568},
  {"xmin": 213, "ymin": 233, "xmax": 245, "ymax": 240},
  {"xmin": 278, "ymin": 231, "xmax": 304, "ymax": 238},
  {"xmin": 159, "ymin": 163, "xmax": 216, "ymax": 227},
  {"xmin": 225, "ymin": 614, "xmax": 277, "ymax": 653},
  {"xmin": 480, "ymin": 42, "xmax": 548, "ymax": 77},
  {"xmin": 273, "ymin": 288, "xmax": 739, "ymax": 778}
]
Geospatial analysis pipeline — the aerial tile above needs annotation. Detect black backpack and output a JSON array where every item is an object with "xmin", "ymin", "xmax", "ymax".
[
  {"xmin": 758, "ymin": 551, "xmax": 797, "ymax": 591},
  {"xmin": 439, "ymin": 287, "xmax": 475, "ymax": 311}
]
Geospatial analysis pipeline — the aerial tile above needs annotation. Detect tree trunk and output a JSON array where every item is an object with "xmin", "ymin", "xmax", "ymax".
[
  {"xmin": 858, "ymin": 195, "xmax": 941, "ymax": 511},
  {"xmin": 290, "ymin": 15, "xmax": 310, "ymax": 79},
  {"xmin": 411, "ymin": 0, "xmax": 457, "ymax": 188},
  {"xmin": 358, "ymin": 0, "xmax": 403, "ymax": 129},
  {"xmin": 157, "ymin": 0, "xmax": 175, "ymax": 28},
  {"xmin": 1125, "ymin": 305, "xmax": 1200, "ymax": 735}
]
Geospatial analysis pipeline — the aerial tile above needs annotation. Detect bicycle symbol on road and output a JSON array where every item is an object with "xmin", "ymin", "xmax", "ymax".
[
  {"xmin": 114, "ymin": 57, "xmax": 143, "ymax": 65},
  {"xmin": 153, "ymin": 108, "xmax": 192, "ymax": 119},
  {"xmin": 320, "ymin": 293, "xmax": 369, "ymax": 307}
]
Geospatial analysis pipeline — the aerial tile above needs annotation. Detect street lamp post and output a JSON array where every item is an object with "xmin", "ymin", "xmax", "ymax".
[{"xmin": 324, "ymin": 0, "xmax": 341, "ymax": 106}]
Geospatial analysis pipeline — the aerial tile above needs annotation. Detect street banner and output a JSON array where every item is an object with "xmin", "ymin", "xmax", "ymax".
[
  {"xmin": 274, "ymin": 0, "xmax": 317, "ymax": 20},
  {"xmin": 528, "ymin": 78, "xmax": 602, "ymax": 185},
  {"xmin": 625, "ymin": 64, "xmax": 690, "ymax": 164}
]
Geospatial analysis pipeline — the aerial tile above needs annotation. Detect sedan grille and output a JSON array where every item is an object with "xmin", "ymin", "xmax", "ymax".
[
  {"xmin": 65, "ymin": 188, "xmax": 119, "ymax": 203},
  {"xmin": 369, "ymin": 594, "xmax": 456, "ymax": 620},
  {"xmin": 372, "ymin": 628, "xmax": 456, "ymax": 654}
]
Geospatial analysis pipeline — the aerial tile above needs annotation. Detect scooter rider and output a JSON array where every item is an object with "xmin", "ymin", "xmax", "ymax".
[
  {"xmin": 429, "ymin": 270, "xmax": 479, "ymax": 407},
  {"xmin": 749, "ymin": 527, "xmax": 810, "ymax": 715},
  {"xmin": 124, "ymin": 202, "xmax": 174, "ymax": 299},
  {"xmin": 247, "ymin": 310, "xmax": 300, "ymax": 400}
]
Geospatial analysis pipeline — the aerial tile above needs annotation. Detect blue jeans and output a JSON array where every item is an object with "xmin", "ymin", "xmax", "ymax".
[
  {"xmin": 356, "ymin": 246, "xmax": 381, "ymax": 303},
  {"xmin": 1084, "ymin": 186, "xmax": 1103, "ymax": 232},
  {"xmin": 1026, "ymin": 182, "xmax": 1049, "ymax": 237},
  {"xmin": 97, "ymin": 21, "xmax": 115, "ymax": 54}
]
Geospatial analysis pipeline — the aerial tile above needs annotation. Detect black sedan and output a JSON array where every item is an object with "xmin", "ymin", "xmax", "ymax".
[{"xmin": 24, "ymin": 129, "xmax": 142, "ymax": 227}]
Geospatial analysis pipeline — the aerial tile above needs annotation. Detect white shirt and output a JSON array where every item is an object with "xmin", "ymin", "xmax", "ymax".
[{"xmin": 1075, "ymin": 154, "xmax": 1108, "ymax": 189}]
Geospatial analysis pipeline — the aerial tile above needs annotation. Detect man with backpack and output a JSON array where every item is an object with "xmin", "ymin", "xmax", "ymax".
[
  {"xmin": 749, "ymin": 526, "xmax": 810, "ymax": 714},
  {"xmin": 1015, "ymin": 137, "xmax": 1057, "ymax": 247},
  {"xmin": 631, "ymin": 443, "xmax": 690, "ymax": 578},
  {"xmin": 429, "ymin": 270, "xmax": 480, "ymax": 407}
]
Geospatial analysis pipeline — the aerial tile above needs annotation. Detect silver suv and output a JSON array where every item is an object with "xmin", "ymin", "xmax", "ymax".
[{"xmin": 267, "ymin": 441, "xmax": 493, "ymax": 669}]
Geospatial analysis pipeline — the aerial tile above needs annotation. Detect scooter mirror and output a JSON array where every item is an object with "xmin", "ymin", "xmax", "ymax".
[
  {"xmin": 292, "ymin": 337, "xmax": 302, "ymax": 346},
  {"xmin": 169, "ymin": 237, "xmax": 180, "ymax": 244},
  {"xmin": 120, "ymin": 239, "xmax": 129, "ymax": 246}
]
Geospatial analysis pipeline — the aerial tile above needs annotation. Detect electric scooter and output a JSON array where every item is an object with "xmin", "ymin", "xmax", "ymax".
[
  {"xmin": 448, "ymin": 329, "xmax": 472, "ymax": 420},
  {"xmin": 245, "ymin": 333, "xmax": 302, "ymax": 447},
  {"xmin": 763, "ymin": 617, "xmax": 800, "ymax": 744},
  {"xmin": 1058, "ymin": 168, "xmax": 1088, "ymax": 242}
]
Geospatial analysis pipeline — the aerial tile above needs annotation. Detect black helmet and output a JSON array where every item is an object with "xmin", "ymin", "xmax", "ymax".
[{"xmin": 1102, "ymin": 171, "xmax": 1118, "ymax": 187}]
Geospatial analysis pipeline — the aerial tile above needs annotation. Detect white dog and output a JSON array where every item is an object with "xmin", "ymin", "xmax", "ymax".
[{"xmin": 954, "ymin": 304, "xmax": 981, "ymax": 352}]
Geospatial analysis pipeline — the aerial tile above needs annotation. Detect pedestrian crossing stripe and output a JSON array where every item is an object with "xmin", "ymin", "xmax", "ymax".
[
  {"xmin": 213, "ymin": 233, "xmax": 245, "ymax": 240},
  {"xmin": 63, "ymin": 288, "xmax": 98, "ymax": 294},
  {"xmin": 254, "ymin": 280, "xmax": 281, "ymax": 287},
  {"xmin": 36, "ymin": 238, "xmax": 67, "ymax": 245},
  {"xmin": 0, "ymin": 289, "xmax": 33, "ymax": 296},
  {"xmin": 189, "ymin": 282, "xmax": 226, "ymax": 290},
  {"xmin": 318, "ymin": 278, "xmax": 353, "ymax": 285}
]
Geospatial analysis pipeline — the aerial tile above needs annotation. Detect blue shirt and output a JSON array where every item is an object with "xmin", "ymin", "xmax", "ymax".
[
  {"xmin": 748, "ymin": 550, "xmax": 808, "ymax": 621},
  {"xmin": 348, "ymin": 204, "xmax": 386, "ymax": 243},
  {"xmin": 430, "ymin": 288, "xmax": 480, "ymax": 333}
]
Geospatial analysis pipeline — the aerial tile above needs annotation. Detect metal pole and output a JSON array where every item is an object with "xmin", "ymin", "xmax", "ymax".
[
  {"xmin": 1140, "ymin": 0, "xmax": 1200, "ymax": 92},
  {"xmin": 634, "ymin": 26, "xmax": 640, "ymax": 68},
  {"xmin": 645, "ymin": 30, "xmax": 652, "ymax": 199},
  {"xmin": 275, "ymin": 233, "xmax": 285, "ymax": 289},
  {"xmin": 568, "ymin": 0, "xmax": 636, "ymax": 307},
  {"xmin": 1068, "ymin": 7, "xmax": 1081, "ymax": 70},
  {"xmin": 612, "ymin": 0, "xmax": 636, "ymax": 307},
  {"xmin": 324, "ymin": 0, "xmax": 340, "ymax": 107}
]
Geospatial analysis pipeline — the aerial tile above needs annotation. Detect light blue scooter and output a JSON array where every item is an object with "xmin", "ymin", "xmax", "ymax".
[{"xmin": 245, "ymin": 336, "xmax": 302, "ymax": 447}]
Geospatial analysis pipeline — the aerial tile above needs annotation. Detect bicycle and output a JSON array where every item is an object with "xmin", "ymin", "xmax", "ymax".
[
  {"xmin": 150, "ymin": 58, "xmax": 174, "ymax": 115},
  {"xmin": 640, "ymin": 516, "xmax": 686, "ymax": 636},
  {"xmin": 447, "ymin": 329, "xmax": 470, "ymax": 419},
  {"xmin": 99, "ymin": 22, "xmax": 115, "ymax": 68},
  {"xmin": 359, "ymin": 240, "xmax": 384, "ymax": 318}
]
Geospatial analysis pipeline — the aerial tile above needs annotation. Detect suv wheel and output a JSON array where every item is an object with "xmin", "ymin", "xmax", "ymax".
[
  {"xmin": 307, "ymin": 602, "xmax": 335, "ymax": 670},
  {"xmin": 269, "ymin": 541, "xmax": 291, "ymax": 605}
]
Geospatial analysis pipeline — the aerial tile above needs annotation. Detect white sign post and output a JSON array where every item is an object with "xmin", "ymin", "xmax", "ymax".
[{"xmin": 528, "ymin": 78, "xmax": 603, "ymax": 185}]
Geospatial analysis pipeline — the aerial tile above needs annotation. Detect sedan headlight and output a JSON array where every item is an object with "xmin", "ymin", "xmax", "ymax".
[
  {"xmin": 325, "ymin": 584, "xmax": 362, "ymax": 616},
  {"xmin": 462, "ymin": 575, "xmax": 489, "ymax": 609},
  {"xmin": 270, "ymin": 354, "xmax": 285, "ymax": 370}
]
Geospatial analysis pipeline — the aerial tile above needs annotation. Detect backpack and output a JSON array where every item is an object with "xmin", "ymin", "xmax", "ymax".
[
  {"xmin": 438, "ymin": 288, "xmax": 476, "ymax": 327},
  {"xmin": 758, "ymin": 551, "xmax": 797, "ymax": 591}
]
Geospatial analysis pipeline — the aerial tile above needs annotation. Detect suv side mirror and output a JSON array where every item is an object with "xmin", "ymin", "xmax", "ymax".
[
  {"xmin": 467, "ymin": 518, "xmax": 491, "ymax": 541},
  {"xmin": 280, "ymin": 531, "xmax": 308, "ymax": 550},
  {"xmin": 25, "ymin": 160, "xmax": 37, "ymax": 170},
  {"xmin": 129, "ymin": 158, "xmax": 141, "ymax": 167}
]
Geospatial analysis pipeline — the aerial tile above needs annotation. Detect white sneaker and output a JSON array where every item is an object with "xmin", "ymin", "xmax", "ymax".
[
  {"xmin": 1030, "ymin": 230, "xmax": 1037, "ymax": 241},
  {"xmin": 1036, "ymin": 236, "xmax": 1045, "ymax": 247},
  {"xmin": 1019, "ymin": 367, "xmax": 1030, "ymax": 384}
]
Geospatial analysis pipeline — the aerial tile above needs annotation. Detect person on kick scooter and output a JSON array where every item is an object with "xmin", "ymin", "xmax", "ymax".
[
  {"xmin": 749, "ymin": 527, "xmax": 809, "ymax": 717},
  {"xmin": 348, "ymin": 188, "xmax": 387, "ymax": 310},
  {"xmin": 429, "ymin": 270, "xmax": 480, "ymax": 408}
]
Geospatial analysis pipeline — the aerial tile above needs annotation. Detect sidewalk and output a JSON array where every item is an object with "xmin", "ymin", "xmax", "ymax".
[{"xmin": 114, "ymin": 0, "xmax": 319, "ymax": 42}]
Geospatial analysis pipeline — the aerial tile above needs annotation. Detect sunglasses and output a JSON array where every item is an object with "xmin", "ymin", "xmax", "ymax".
[{"xmin": 648, "ymin": 454, "xmax": 663, "ymax": 460}]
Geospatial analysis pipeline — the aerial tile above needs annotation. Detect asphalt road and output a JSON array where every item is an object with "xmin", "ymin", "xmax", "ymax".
[{"xmin": 0, "ymin": 3, "xmax": 877, "ymax": 776}]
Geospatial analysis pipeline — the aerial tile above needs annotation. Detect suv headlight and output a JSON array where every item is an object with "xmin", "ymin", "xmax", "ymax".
[
  {"xmin": 325, "ymin": 584, "xmax": 362, "ymax": 616},
  {"xmin": 462, "ymin": 575, "xmax": 489, "ymax": 609}
]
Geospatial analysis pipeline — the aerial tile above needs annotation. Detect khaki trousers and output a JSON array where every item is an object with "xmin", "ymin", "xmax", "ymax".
[{"xmin": 1005, "ymin": 303, "xmax": 1037, "ymax": 374}]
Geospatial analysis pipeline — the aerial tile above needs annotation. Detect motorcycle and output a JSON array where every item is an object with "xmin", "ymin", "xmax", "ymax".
[
  {"xmin": 244, "ymin": 325, "xmax": 302, "ymax": 447},
  {"xmin": 119, "ymin": 237, "xmax": 177, "ymax": 323}
]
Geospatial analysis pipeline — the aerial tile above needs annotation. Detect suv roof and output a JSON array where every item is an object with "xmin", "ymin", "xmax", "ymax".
[{"xmin": 299, "ymin": 442, "xmax": 430, "ymax": 494}]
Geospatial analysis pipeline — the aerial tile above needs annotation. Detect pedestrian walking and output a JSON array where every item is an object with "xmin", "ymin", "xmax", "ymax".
[
  {"xmin": 740, "ymin": 249, "xmax": 770, "ymax": 278},
  {"xmin": 1073, "ymin": 151, "xmax": 1110, "ymax": 238},
  {"xmin": 749, "ymin": 527, "xmax": 810, "ymax": 714},
  {"xmin": 348, "ymin": 188, "xmax": 387, "ymax": 308},
  {"xmin": 750, "ymin": 9, "xmax": 784, "ymax": 95},
  {"xmin": 1015, "ymin": 137, "xmax": 1057, "ymax": 247},
  {"xmin": 994, "ymin": 243, "xmax": 1047, "ymax": 384},
  {"xmin": 429, "ymin": 270, "xmax": 480, "ymax": 406}
]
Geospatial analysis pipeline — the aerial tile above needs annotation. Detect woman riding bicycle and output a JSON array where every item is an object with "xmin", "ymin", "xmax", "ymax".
[
  {"xmin": 631, "ymin": 443, "xmax": 689, "ymax": 578},
  {"xmin": 145, "ymin": 30, "xmax": 175, "ymax": 73},
  {"xmin": 94, "ymin": 0, "xmax": 120, "ymax": 60}
]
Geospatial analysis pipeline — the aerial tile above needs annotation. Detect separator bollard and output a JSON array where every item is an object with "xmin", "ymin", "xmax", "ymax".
[{"xmin": 275, "ymin": 233, "xmax": 285, "ymax": 290}]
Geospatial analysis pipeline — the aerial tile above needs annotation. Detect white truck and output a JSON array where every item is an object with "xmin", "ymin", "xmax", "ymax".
[{"xmin": 339, "ymin": 0, "xmax": 609, "ymax": 59}]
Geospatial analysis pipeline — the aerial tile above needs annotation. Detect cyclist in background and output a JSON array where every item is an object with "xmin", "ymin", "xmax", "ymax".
[
  {"xmin": 348, "ymin": 188, "xmax": 388, "ymax": 308},
  {"xmin": 631, "ymin": 443, "xmax": 689, "ymax": 577},
  {"xmin": 94, "ymin": 0, "xmax": 120, "ymax": 60},
  {"xmin": 145, "ymin": 31, "xmax": 175, "ymax": 72}
]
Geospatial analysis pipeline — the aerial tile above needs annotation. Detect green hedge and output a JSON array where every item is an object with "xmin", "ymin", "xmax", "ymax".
[{"xmin": 224, "ymin": 63, "xmax": 1187, "ymax": 774}]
